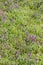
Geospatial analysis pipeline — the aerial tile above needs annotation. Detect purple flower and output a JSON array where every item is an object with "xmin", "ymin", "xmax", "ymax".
[{"xmin": 29, "ymin": 35, "xmax": 36, "ymax": 42}]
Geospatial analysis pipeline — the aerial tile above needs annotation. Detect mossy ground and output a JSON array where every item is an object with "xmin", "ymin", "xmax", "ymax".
[{"xmin": 0, "ymin": 0, "xmax": 43, "ymax": 65}]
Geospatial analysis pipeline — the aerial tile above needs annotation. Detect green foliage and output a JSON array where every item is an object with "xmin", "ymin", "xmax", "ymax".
[{"xmin": 0, "ymin": 0, "xmax": 43, "ymax": 65}]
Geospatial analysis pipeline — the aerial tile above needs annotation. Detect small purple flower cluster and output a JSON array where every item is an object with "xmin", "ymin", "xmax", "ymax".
[{"xmin": 29, "ymin": 35, "xmax": 36, "ymax": 42}]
